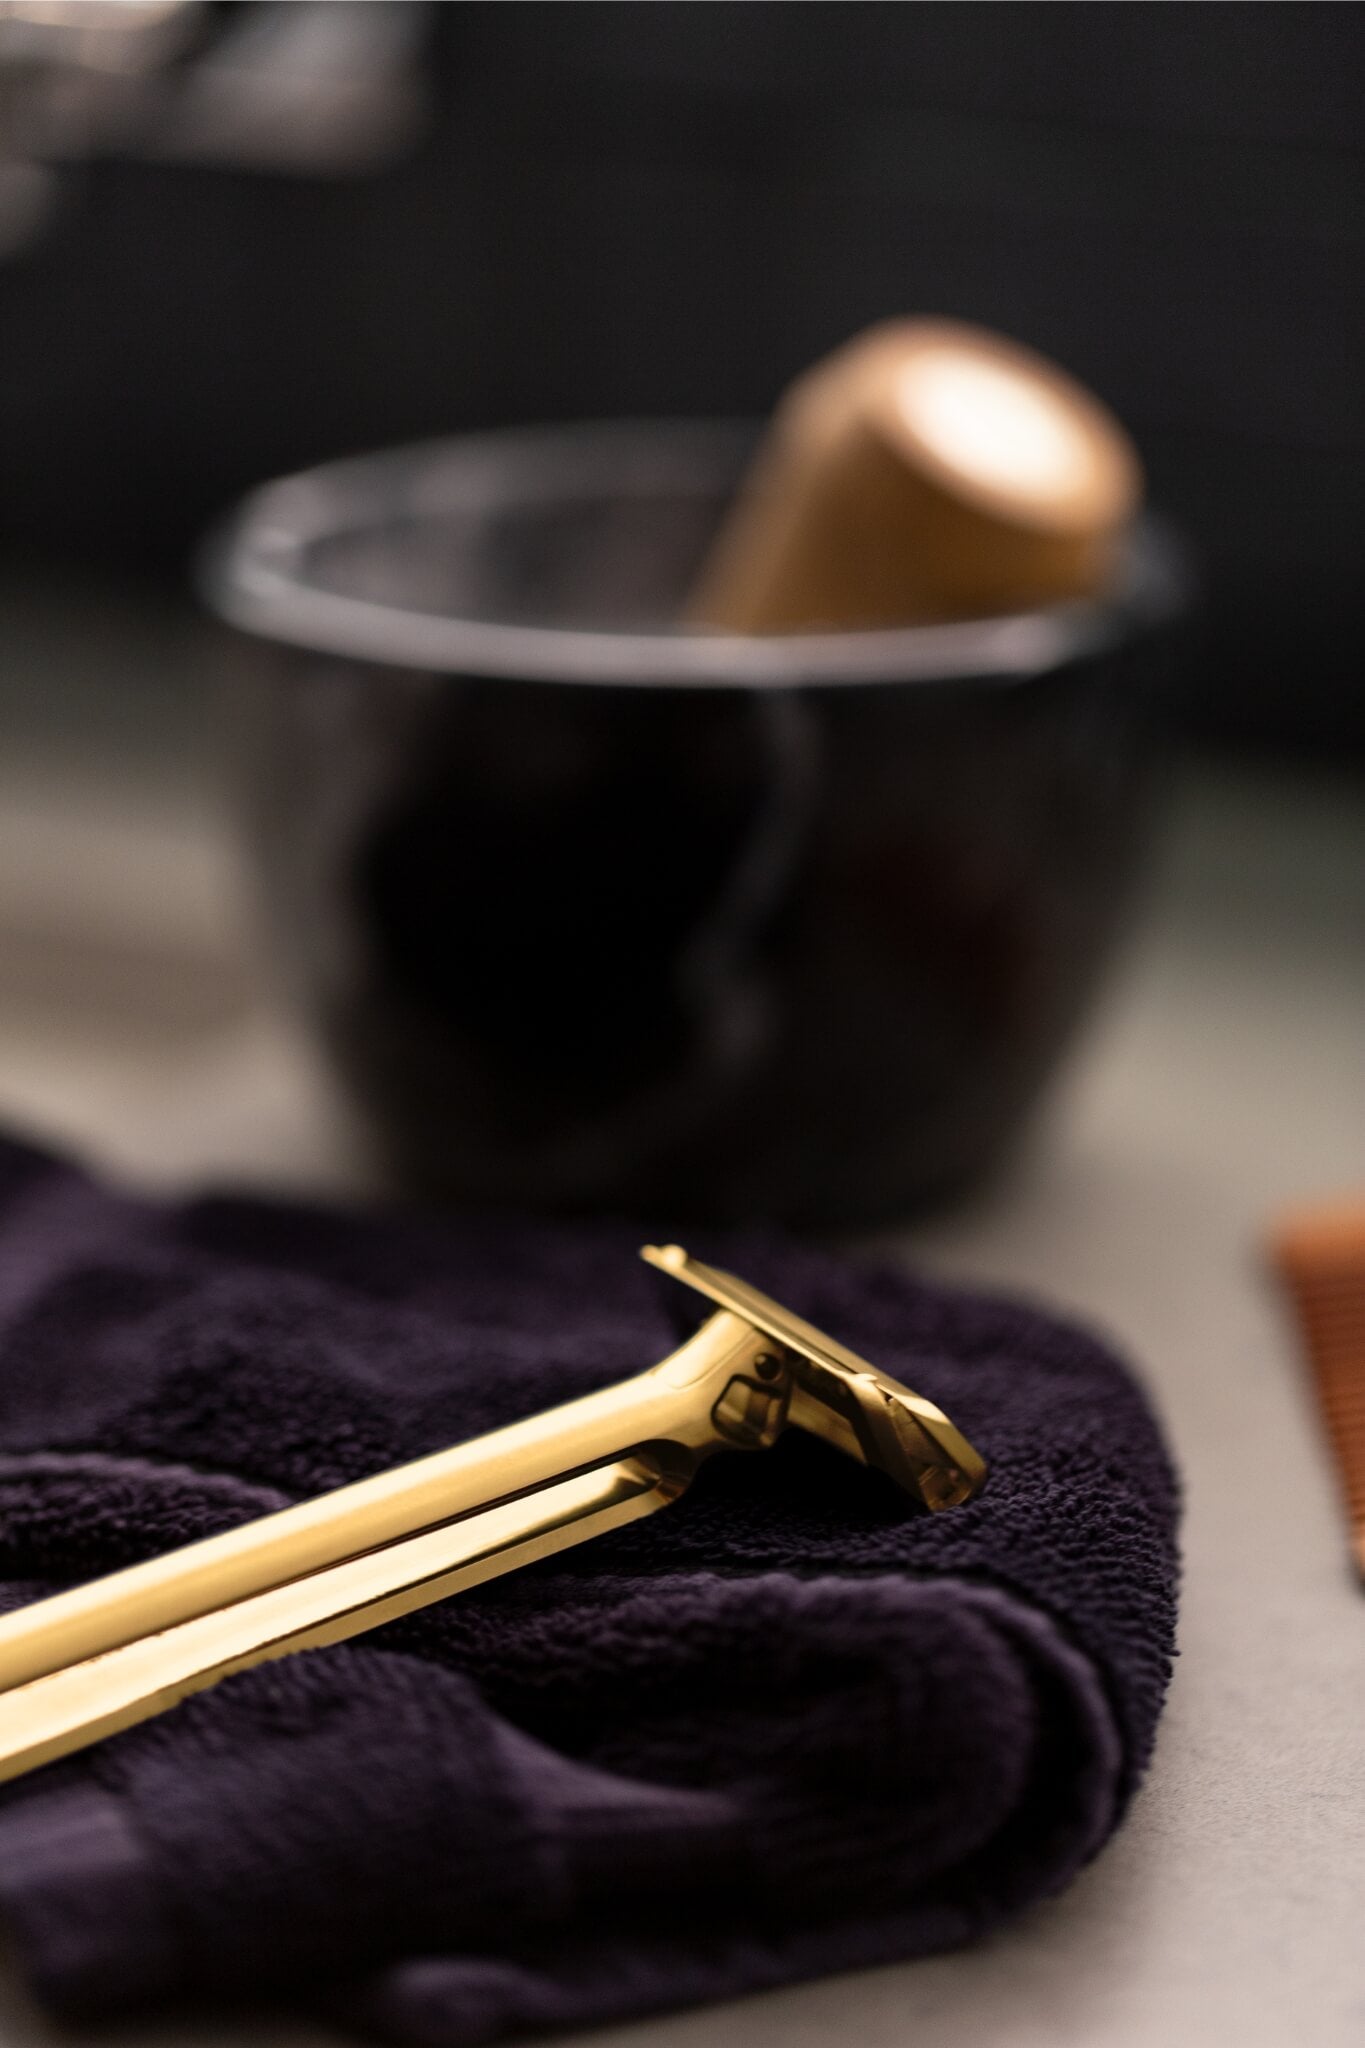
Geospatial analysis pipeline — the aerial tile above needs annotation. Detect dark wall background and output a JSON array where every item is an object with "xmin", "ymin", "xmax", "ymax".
[{"xmin": 1, "ymin": 2, "xmax": 1361, "ymax": 753}]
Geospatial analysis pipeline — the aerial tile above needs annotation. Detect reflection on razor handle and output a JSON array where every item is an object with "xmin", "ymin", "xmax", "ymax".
[{"xmin": 0, "ymin": 1247, "xmax": 985, "ymax": 1785}]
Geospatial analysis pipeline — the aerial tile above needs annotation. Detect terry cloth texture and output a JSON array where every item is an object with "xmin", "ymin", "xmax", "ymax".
[{"xmin": 0, "ymin": 1136, "xmax": 1179, "ymax": 2043}]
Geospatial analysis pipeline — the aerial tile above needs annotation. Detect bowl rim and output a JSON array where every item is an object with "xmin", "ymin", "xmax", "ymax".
[{"xmin": 199, "ymin": 417, "xmax": 1188, "ymax": 690}]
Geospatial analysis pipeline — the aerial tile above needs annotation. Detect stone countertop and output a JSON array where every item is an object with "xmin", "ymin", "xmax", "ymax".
[{"xmin": 0, "ymin": 568, "xmax": 1361, "ymax": 2048}]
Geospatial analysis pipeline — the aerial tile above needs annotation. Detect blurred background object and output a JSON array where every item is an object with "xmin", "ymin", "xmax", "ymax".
[
  {"xmin": 0, "ymin": 0, "xmax": 431, "ymax": 201},
  {"xmin": 0, "ymin": 1, "xmax": 1360, "ymax": 750}
]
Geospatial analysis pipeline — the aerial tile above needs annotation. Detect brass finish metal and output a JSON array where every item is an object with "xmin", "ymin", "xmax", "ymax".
[
  {"xmin": 0, "ymin": 1248, "xmax": 985, "ymax": 1784},
  {"xmin": 638, "ymin": 1245, "xmax": 985, "ymax": 1510}
]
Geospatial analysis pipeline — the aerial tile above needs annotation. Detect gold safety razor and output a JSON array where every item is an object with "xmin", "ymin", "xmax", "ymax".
[{"xmin": 0, "ymin": 1245, "xmax": 985, "ymax": 1786}]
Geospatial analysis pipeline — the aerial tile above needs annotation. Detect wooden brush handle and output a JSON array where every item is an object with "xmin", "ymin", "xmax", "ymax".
[{"xmin": 687, "ymin": 319, "xmax": 1142, "ymax": 633}]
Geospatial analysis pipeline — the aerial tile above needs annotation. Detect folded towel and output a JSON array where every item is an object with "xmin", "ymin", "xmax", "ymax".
[{"xmin": 0, "ymin": 1136, "xmax": 1178, "ymax": 2044}]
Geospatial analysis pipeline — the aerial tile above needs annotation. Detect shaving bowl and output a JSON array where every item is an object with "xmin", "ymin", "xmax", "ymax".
[{"xmin": 204, "ymin": 420, "xmax": 1187, "ymax": 1224}]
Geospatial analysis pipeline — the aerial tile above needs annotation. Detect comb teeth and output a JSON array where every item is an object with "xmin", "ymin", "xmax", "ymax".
[{"xmin": 1271, "ymin": 1197, "xmax": 1365, "ymax": 1583}]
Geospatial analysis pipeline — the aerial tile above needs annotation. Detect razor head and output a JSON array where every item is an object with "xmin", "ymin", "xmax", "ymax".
[{"xmin": 641, "ymin": 1244, "xmax": 985, "ymax": 1511}]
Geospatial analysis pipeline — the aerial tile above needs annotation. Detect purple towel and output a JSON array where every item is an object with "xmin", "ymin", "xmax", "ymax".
[{"xmin": 0, "ymin": 1136, "xmax": 1179, "ymax": 2043}]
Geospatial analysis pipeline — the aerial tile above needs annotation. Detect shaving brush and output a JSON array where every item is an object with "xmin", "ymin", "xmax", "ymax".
[{"xmin": 687, "ymin": 319, "xmax": 1143, "ymax": 632}]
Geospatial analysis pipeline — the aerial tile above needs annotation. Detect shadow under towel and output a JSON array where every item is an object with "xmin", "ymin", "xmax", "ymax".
[{"xmin": 0, "ymin": 1136, "xmax": 1179, "ymax": 2044}]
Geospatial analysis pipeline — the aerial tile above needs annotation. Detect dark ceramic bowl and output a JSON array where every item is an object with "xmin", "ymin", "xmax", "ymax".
[{"xmin": 204, "ymin": 420, "xmax": 1187, "ymax": 1226}]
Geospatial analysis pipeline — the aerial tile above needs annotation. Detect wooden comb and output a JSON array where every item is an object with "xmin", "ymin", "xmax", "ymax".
[{"xmin": 1271, "ymin": 1196, "xmax": 1365, "ymax": 1583}]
